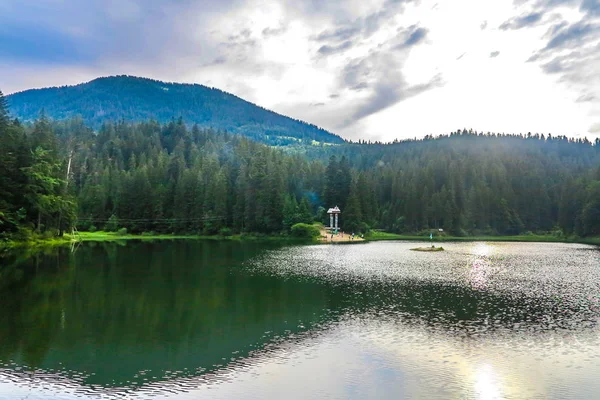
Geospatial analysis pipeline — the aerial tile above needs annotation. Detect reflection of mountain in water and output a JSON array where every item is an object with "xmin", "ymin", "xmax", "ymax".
[{"xmin": 0, "ymin": 241, "xmax": 598, "ymax": 392}]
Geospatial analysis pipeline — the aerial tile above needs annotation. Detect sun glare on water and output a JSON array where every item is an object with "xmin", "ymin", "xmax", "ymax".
[
  {"xmin": 474, "ymin": 363, "xmax": 503, "ymax": 400},
  {"xmin": 473, "ymin": 243, "xmax": 495, "ymax": 257}
]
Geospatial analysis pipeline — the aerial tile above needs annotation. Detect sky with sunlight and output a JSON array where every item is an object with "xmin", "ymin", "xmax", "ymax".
[{"xmin": 1, "ymin": 0, "xmax": 599, "ymax": 141}]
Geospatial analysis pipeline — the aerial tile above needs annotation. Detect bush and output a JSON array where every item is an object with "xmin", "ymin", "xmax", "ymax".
[
  {"xmin": 290, "ymin": 223, "xmax": 321, "ymax": 238},
  {"xmin": 553, "ymin": 229, "xmax": 564, "ymax": 238},
  {"xmin": 117, "ymin": 228, "xmax": 128, "ymax": 236},
  {"xmin": 41, "ymin": 230, "xmax": 57, "ymax": 239},
  {"xmin": 105, "ymin": 215, "xmax": 119, "ymax": 232},
  {"xmin": 456, "ymin": 229, "xmax": 469, "ymax": 237},
  {"xmin": 0, "ymin": 212, "xmax": 18, "ymax": 234},
  {"xmin": 219, "ymin": 227, "xmax": 233, "ymax": 237},
  {"xmin": 202, "ymin": 221, "xmax": 218, "ymax": 235},
  {"xmin": 89, "ymin": 225, "xmax": 97, "ymax": 233},
  {"xmin": 77, "ymin": 220, "xmax": 92, "ymax": 231},
  {"xmin": 357, "ymin": 222, "xmax": 371, "ymax": 234},
  {"xmin": 141, "ymin": 231, "xmax": 156, "ymax": 236},
  {"xmin": 13, "ymin": 227, "xmax": 33, "ymax": 242}
]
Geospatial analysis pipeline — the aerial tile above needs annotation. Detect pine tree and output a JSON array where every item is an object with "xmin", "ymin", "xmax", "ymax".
[
  {"xmin": 283, "ymin": 194, "xmax": 299, "ymax": 230},
  {"xmin": 0, "ymin": 90, "xmax": 9, "ymax": 127},
  {"xmin": 343, "ymin": 183, "xmax": 363, "ymax": 233},
  {"xmin": 298, "ymin": 196, "xmax": 313, "ymax": 224},
  {"xmin": 324, "ymin": 155, "xmax": 338, "ymax": 208},
  {"xmin": 21, "ymin": 148, "xmax": 64, "ymax": 232}
]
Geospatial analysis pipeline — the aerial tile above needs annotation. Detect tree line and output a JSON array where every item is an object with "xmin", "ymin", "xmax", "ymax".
[{"xmin": 1, "ymin": 89, "xmax": 600, "ymax": 240}]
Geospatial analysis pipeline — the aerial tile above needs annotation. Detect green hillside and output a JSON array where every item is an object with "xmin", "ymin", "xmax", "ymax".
[{"xmin": 6, "ymin": 75, "xmax": 345, "ymax": 146}]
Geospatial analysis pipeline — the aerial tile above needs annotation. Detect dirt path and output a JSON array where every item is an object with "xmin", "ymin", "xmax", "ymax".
[{"xmin": 318, "ymin": 227, "xmax": 364, "ymax": 243}]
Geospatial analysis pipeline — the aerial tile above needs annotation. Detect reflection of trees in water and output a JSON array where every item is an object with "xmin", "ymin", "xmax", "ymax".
[
  {"xmin": 0, "ymin": 246, "xmax": 75, "ymax": 369},
  {"xmin": 1, "ymin": 242, "xmax": 597, "ymax": 391},
  {"xmin": 0, "ymin": 241, "xmax": 334, "ymax": 388}
]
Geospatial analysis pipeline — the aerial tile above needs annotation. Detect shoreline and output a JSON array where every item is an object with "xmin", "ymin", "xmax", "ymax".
[
  {"xmin": 317, "ymin": 227, "xmax": 365, "ymax": 243},
  {"xmin": 2, "ymin": 231, "xmax": 599, "ymax": 252},
  {"xmin": 365, "ymin": 232, "xmax": 600, "ymax": 246},
  {"xmin": 0, "ymin": 231, "xmax": 314, "ymax": 252}
]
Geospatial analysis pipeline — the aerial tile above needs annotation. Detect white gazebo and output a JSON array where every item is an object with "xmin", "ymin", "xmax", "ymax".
[{"xmin": 327, "ymin": 206, "xmax": 341, "ymax": 230}]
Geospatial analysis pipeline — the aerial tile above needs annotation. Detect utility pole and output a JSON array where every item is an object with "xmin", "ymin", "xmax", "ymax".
[{"xmin": 57, "ymin": 150, "xmax": 73, "ymax": 236}]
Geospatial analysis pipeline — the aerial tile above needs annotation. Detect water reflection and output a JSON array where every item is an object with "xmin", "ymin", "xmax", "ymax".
[
  {"xmin": 473, "ymin": 364, "xmax": 502, "ymax": 400},
  {"xmin": 469, "ymin": 258, "xmax": 491, "ymax": 291},
  {"xmin": 0, "ymin": 241, "xmax": 335, "ymax": 392},
  {"xmin": 0, "ymin": 240, "xmax": 599, "ymax": 399}
]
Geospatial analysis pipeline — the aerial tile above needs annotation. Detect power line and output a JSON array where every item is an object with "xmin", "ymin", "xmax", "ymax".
[{"xmin": 75, "ymin": 216, "xmax": 225, "ymax": 223}]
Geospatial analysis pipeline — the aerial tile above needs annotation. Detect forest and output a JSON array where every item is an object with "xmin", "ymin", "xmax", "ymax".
[
  {"xmin": 1, "ymin": 88, "xmax": 600, "ymax": 242},
  {"xmin": 7, "ymin": 76, "xmax": 345, "ymax": 146}
]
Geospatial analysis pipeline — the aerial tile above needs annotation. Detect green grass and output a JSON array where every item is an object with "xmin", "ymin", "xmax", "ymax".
[
  {"xmin": 73, "ymin": 231, "xmax": 200, "ymax": 241},
  {"xmin": 0, "ymin": 236, "xmax": 71, "ymax": 252},
  {"xmin": 365, "ymin": 231, "xmax": 600, "ymax": 245},
  {"xmin": 71, "ymin": 231, "xmax": 315, "ymax": 243},
  {"xmin": 3, "ymin": 229, "xmax": 598, "ymax": 252},
  {"xmin": 365, "ymin": 231, "xmax": 422, "ymax": 241},
  {"xmin": 0, "ymin": 231, "xmax": 304, "ymax": 251}
]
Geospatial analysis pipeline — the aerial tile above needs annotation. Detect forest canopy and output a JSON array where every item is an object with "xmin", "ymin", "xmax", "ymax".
[{"xmin": 1, "ymin": 88, "xmax": 600, "ymax": 241}]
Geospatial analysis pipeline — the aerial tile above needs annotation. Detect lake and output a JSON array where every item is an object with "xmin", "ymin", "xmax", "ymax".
[{"xmin": 0, "ymin": 240, "xmax": 599, "ymax": 399}]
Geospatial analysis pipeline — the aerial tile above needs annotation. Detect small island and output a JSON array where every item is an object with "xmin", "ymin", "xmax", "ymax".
[{"xmin": 411, "ymin": 246, "xmax": 445, "ymax": 252}]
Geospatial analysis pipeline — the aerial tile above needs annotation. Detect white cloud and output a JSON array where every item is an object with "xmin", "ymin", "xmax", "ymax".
[{"xmin": 1, "ymin": 0, "xmax": 598, "ymax": 140}]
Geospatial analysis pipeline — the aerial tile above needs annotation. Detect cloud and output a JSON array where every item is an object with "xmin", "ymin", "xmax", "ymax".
[
  {"xmin": 490, "ymin": 51, "xmax": 501, "ymax": 58},
  {"xmin": 335, "ymin": 23, "xmax": 441, "ymax": 126},
  {"xmin": 310, "ymin": 0, "xmax": 419, "ymax": 47},
  {"xmin": 316, "ymin": 26, "xmax": 362, "ymax": 42},
  {"xmin": 577, "ymin": 93, "xmax": 596, "ymax": 102},
  {"xmin": 581, "ymin": 0, "xmax": 600, "ymax": 16},
  {"xmin": 499, "ymin": 12, "xmax": 544, "ymax": 30},
  {"xmin": 203, "ymin": 56, "xmax": 227, "ymax": 67},
  {"xmin": 590, "ymin": 122, "xmax": 600, "ymax": 133},
  {"xmin": 349, "ymin": 72, "xmax": 442, "ymax": 123},
  {"xmin": 542, "ymin": 21, "xmax": 599, "ymax": 51},
  {"xmin": 351, "ymin": 82, "xmax": 369, "ymax": 90},
  {"xmin": 504, "ymin": 0, "xmax": 600, "ymax": 134},
  {"xmin": 540, "ymin": 58, "xmax": 564, "ymax": 73},
  {"xmin": 262, "ymin": 25, "xmax": 287, "ymax": 37},
  {"xmin": 392, "ymin": 25, "xmax": 429, "ymax": 50},
  {"xmin": 5, "ymin": 0, "xmax": 597, "ymax": 141},
  {"xmin": 318, "ymin": 40, "xmax": 355, "ymax": 56},
  {"xmin": 402, "ymin": 27, "xmax": 429, "ymax": 47}
]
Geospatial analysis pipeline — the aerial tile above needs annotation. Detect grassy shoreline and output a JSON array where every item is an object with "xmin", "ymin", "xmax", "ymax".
[
  {"xmin": 0, "ymin": 231, "xmax": 314, "ymax": 251},
  {"xmin": 365, "ymin": 231, "xmax": 600, "ymax": 245},
  {"xmin": 2, "ymin": 230, "xmax": 599, "ymax": 252}
]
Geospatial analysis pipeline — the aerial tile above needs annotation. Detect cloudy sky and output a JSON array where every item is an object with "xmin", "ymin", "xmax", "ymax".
[{"xmin": 1, "ymin": 0, "xmax": 599, "ymax": 141}]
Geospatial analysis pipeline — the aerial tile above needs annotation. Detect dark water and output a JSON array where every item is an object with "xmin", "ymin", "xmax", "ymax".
[{"xmin": 0, "ymin": 240, "xmax": 599, "ymax": 399}]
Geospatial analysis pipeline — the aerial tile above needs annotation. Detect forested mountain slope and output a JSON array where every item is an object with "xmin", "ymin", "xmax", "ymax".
[
  {"xmin": 2, "ymin": 83, "xmax": 600, "ymax": 241},
  {"xmin": 6, "ymin": 76, "xmax": 344, "ymax": 146}
]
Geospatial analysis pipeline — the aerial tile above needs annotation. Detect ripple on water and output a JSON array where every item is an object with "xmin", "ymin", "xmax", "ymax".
[
  {"xmin": 1, "ymin": 240, "xmax": 599, "ymax": 399},
  {"xmin": 246, "ymin": 241, "xmax": 600, "ymax": 335}
]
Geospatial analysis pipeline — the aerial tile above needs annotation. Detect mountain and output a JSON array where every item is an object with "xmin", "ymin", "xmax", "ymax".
[{"xmin": 6, "ymin": 75, "xmax": 345, "ymax": 146}]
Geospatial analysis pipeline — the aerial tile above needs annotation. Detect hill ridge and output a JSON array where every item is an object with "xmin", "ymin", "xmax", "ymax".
[{"xmin": 6, "ymin": 75, "xmax": 345, "ymax": 146}]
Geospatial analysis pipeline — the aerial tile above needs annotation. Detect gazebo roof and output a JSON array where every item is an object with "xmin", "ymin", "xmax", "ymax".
[{"xmin": 327, "ymin": 206, "xmax": 341, "ymax": 214}]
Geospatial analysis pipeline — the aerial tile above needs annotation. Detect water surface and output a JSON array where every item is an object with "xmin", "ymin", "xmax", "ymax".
[{"xmin": 0, "ymin": 240, "xmax": 599, "ymax": 399}]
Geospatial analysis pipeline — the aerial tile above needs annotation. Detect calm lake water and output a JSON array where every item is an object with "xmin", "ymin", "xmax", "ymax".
[{"xmin": 1, "ymin": 240, "xmax": 599, "ymax": 399}]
